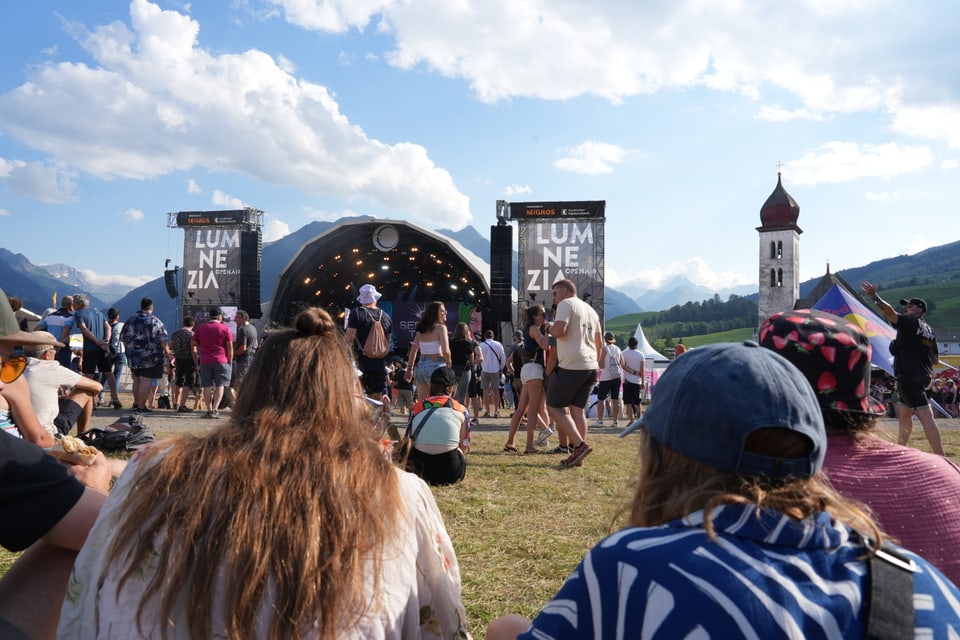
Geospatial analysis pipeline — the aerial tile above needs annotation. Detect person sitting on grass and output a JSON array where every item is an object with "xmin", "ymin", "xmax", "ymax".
[
  {"xmin": 23, "ymin": 332, "xmax": 102, "ymax": 437},
  {"xmin": 58, "ymin": 307, "xmax": 469, "ymax": 639},
  {"xmin": 759, "ymin": 308, "xmax": 960, "ymax": 585},
  {"xmin": 486, "ymin": 341, "xmax": 960, "ymax": 639},
  {"xmin": 400, "ymin": 365, "xmax": 470, "ymax": 486}
]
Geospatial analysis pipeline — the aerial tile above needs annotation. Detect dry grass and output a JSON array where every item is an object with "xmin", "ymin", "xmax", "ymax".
[{"xmin": 3, "ymin": 424, "xmax": 958, "ymax": 639}]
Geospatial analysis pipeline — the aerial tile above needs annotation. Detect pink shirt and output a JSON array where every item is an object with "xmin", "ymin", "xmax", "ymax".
[
  {"xmin": 823, "ymin": 435, "xmax": 960, "ymax": 584},
  {"xmin": 191, "ymin": 321, "xmax": 234, "ymax": 365}
]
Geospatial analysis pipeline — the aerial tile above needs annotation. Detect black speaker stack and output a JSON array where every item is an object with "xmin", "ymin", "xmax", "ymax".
[
  {"xmin": 239, "ymin": 230, "xmax": 262, "ymax": 318},
  {"xmin": 489, "ymin": 225, "xmax": 513, "ymax": 322}
]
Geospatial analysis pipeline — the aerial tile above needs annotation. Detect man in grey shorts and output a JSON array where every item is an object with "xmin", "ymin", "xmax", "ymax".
[{"xmin": 191, "ymin": 307, "xmax": 234, "ymax": 419}]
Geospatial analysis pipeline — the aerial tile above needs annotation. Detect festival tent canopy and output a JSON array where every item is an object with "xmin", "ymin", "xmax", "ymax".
[
  {"xmin": 811, "ymin": 283, "xmax": 895, "ymax": 375},
  {"xmin": 633, "ymin": 324, "xmax": 670, "ymax": 362}
]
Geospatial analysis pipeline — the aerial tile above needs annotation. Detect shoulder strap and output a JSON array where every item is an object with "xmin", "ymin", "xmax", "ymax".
[
  {"xmin": 410, "ymin": 406, "xmax": 441, "ymax": 441},
  {"xmin": 865, "ymin": 545, "xmax": 916, "ymax": 640}
]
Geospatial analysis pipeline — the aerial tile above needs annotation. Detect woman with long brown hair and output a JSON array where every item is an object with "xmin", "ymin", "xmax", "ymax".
[
  {"xmin": 59, "ymin": 307, "xmax": 469, "ymax": 639},
  {"xmin": 405, "ymin": 301, "xmax": 451, "ymax": 401},
  {"xmin": 503, "ymin": 305, "xmax": 550, "ymax": 453},
  {"xmin": 450, "ymin": 322, "xmax": 481, "ymax": 404}
]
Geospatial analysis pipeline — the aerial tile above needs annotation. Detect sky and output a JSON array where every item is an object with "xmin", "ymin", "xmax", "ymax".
[{"xmin": 1, "ymin": 0, "xmax": 959, "ymax": 296}]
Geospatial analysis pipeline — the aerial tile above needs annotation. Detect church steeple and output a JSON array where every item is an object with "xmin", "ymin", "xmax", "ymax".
[
  {"xmin": 758, "ymin": 172, "xmax": 801, "ymax": 231},
  {"xmin": 757, "ymin": 172, "xmax": 801, "ymax": 327}
]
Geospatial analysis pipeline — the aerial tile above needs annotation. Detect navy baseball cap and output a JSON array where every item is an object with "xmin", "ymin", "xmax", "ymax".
[{"xmin": 620, "ymin": 341, "xmax": 826, "ymax": 481}]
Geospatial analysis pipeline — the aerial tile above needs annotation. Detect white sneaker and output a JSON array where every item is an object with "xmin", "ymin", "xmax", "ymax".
[
  {"xmin": 612, "ymin": 419, "xmax": 620, "ymax": 427},
  {"xmin": 594, "ymin": 419, "xmax": 604, "ymax": 427},
  {"xmin": 535, "ymin": 427, "xmax": 554, "ymax": 447}
]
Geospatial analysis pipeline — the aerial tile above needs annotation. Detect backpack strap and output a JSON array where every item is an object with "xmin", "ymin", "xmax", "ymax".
[{"xmin": 865, "ymin": 545, "xmax": 917, "ymax": 640}]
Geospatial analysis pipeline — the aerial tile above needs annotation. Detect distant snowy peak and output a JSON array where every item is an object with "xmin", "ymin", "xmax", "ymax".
[{"xmin": 38, "ymin": 263, "xmax": 144, "ymax": 302}]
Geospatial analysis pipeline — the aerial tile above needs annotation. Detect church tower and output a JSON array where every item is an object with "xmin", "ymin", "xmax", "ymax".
[{"xmin": 757, "ymin": 173, "xmax": 801, "ymax": 326}]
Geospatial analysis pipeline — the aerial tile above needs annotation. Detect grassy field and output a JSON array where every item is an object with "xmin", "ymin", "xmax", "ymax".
[{"xmin": 4, "ymin": 426, "xmax": 959, "ymax": 638}]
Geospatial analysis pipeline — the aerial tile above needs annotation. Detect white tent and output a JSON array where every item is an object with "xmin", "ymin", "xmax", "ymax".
[{"xmin": 633, "ymin": 323, "xmax": 670, "ymax": 362}]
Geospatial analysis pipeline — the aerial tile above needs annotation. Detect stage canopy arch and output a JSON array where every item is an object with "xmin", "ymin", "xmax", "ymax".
[{"xmin": 269, "ymin": 219, "xmax": 491, "ymax": 351}]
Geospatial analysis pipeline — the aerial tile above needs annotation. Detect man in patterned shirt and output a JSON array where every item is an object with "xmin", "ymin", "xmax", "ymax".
[{"xmin": 120, "ymin": 298, "xmax": 169, "ymax": 413}]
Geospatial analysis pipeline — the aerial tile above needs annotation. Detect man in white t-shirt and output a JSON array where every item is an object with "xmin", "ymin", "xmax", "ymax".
[
  {"xmin": 23, "ymin": 332, "xmax": 102, "ymax": 437},
  {"xmin": 547, "ymin": 279, "xmax": 602, "ymax": 467},
  {"xmin": 478, "ymin": 330, "xmax": 506, "ymax": 418},
  {"xmin": 621, "ymin": 336, "xmax": 646, "ymax": 422}
]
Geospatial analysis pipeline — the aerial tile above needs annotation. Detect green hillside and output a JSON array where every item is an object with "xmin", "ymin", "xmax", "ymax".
[{"xmin": 603, "ymin": 277, "xmax": 960, "ymax": 354}]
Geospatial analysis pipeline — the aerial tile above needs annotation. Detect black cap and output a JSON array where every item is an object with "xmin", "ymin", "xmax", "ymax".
[
  {"xmin": 209, "ymin": 306, "xmax": 223, "ymax": 317},
  {"xmin": 899, "ymin": 297, "xmax": 927, "ymax": 312},
  {"xmin": 430, "ymin": 366, "xmax": 457, "ymax": 388}
]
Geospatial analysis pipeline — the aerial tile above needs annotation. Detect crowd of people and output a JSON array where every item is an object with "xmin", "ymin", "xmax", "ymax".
[{"xmin": 2, "ymin": 280, "xmax": 960, "ymax": 638}]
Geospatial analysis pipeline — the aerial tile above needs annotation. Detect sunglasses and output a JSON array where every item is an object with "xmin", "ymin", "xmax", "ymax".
[{"xmin": 1, "ymin": 347, "xmax": 27, "ymax": 384}]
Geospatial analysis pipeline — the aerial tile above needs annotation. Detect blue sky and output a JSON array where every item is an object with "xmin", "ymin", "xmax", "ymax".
[{"xmin": 1, "ymin": 0, "xmax": 958, "ymax": 298}]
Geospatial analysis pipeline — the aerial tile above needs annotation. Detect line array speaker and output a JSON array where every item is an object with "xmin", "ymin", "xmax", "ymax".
[
  {"xmin": 239, "ymin": 230, "xmax": 262, "ymax": 318},
  {"xmin": 163, "ymin": 269, "xmax": 179, "ymax": 299},
  {"xmin": 490, "ymin": 225, "xmax": 513, "ymax": 321}
]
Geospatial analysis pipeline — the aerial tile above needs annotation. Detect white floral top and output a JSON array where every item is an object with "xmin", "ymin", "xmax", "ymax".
[{"xmin": 58, "ymin": 451, "xmax": 470, "ymax": 639}]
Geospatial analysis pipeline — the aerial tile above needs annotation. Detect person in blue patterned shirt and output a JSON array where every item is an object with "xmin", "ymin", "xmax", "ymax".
[
  {"xmin": 119, "ymin": 298, "xmax": 169, "ymax": 413},
  {"xmin": 487, "ymin": 341, "xmax": 960, "ymax": 639}
]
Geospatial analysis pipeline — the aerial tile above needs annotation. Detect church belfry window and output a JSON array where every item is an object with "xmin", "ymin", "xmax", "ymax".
[{"xmin": 777, "ymin": 241, "xmax": 783, "ymax": 259}]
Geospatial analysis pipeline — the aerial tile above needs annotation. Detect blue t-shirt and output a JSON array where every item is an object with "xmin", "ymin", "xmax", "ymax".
[
  {"xmin": 74, "ymin": 307, "xmax": 106, "ymax": 351},
  {"xmin": 521, "ymin": 503, "xmax": 960, "ymax": 639}
]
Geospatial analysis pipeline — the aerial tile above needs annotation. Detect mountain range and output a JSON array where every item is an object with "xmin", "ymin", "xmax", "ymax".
[{"xmin": 3, "ymin": 222, "xmax": 959, "ymax": 333}]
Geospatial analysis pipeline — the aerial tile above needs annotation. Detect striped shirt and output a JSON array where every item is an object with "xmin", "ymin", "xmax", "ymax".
[{"xmin": 521, "ymin": 503, "xmax": 960, "ymax": 639}]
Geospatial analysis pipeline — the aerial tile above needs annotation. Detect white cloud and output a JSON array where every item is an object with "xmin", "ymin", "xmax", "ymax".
[
  {"xmin": 865, "ymin": 192, "xmax": 892, "ymax": 201},
  {"xmin": 186, "ymin": 178, "xmax": 201, "ymax": 194},
  {"xmin": 784, "ymin": 141, "xmax": 934, "ymax": 186},
  {"xmin": 263, "ymin": 219, "xmax": 291, "ymax": 242},
  {"xmin": 504, "ymin": 184, "xmax": 532, "ymax": 196},
  {"xmin": 267, "ymin": 1, "xmax": 960, "ymax": 158},
  {"xmin": 0, "ymin": 158, "xmax": 76, "ymax": 204},
  {"xmin": 890, "ymin": 102, "xmax": 960, "ymax": 149},
  {"xmin": 756, "ymin": 105, "xmax": 827, "ymax": 122},
  {"xmin": 896, "ymin": 235, "xmax": 936, "ymax": 257},
  {"xmin": 78, "ymin": 268, "xmax": 152, "ymax": 288},
  {"xmin": 124, "ymin": 208, "xmax": 145, "ymax": 221},
  {"xmin": 607, "ymin": 257, "xmax": 754, "ymax": 293},
  {"xmin": 0, "ymin": 0, "xmax": 470, "ymax": 229},
  {"xmin": 212, "ymin": 189, "xmax": 244, "ymax": 208},
  {"xmin": 941, "ymin": 159, "xmax": 959, "ymax": 171},
  {"xmin": 554, "ymin": 141, "xmax": 627, "ymax": 175},
  {"xmin": 0, "ymin": 208, "xmax": 10, "ymax": 216}
]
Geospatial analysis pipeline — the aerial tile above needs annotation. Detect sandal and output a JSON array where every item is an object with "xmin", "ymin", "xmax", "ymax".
[
  {"xmin": 523, "ymin": 449, "xmax": 539, "ymax": 455},
  {"xmin": 502, "ymin": 445, "xmax": 519, "ymax": 453}
]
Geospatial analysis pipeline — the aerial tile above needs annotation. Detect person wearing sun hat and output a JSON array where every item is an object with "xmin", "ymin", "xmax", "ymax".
[
  {"xmin": 759, "ymin": 308, "xmax": 960, "ymax": 585},
  {"xmin": 486, "ymin": 341, "xmax": 960, "ymax": 639},
  {"xmin": 344, "ymin": 283, "xmax": 393, "ymax": 399},
  {"xmin": 0, "ymin": 291, "xmax": 67, "ymax": 447}
]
